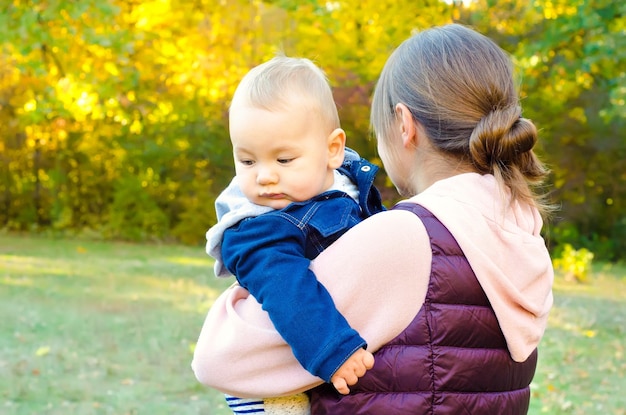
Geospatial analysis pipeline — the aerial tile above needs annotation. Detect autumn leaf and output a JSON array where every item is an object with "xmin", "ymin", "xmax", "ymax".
[
  {"xmin": 583, "ymin": 330, "xmax": 597, "ymax": 338},
  {"xmin": 35, "ymin": 346, "xmax": 50, "ymax": 357}
]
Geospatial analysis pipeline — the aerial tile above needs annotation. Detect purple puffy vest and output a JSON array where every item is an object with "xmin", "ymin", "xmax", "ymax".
[{"xmin": 310, "ymin": 203, "xmax": 537, "ymax": 415}]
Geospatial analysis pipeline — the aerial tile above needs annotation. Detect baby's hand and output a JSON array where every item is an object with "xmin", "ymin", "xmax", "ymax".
[{"xmin": 330, "ymin": 348, "xmax": 375, "ymax": 395}]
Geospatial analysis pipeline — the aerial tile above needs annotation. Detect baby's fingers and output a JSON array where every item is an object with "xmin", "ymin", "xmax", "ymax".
[
  {"xmin": 363, "ymin": 351, "xmax": 375, "ymax": 369},
  {"xmin": 332, "ymin": 377, "xmax": 350, "ymax": 395}
]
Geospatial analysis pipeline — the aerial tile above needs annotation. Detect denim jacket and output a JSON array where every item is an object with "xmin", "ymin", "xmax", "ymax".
[
  {"xmin": 206, "ymin": 148, "xmax": 382, "ymax": 276},
  {"xmin": 208, "ymin": 149, "xmax": 384, "ymax": 382}
]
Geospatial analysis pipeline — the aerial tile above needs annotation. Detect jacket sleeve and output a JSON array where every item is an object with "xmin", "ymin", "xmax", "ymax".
[
  {"xmin": 221, "ymin": 214, "xmax": 366, "ymax": 382},
  {"xmin": 192, "ymin": 209, "xmax": 431, "ymax": 397},
  {"xmin": 191, "ymin": 283, "xmax": 322, "ymax": 398}
]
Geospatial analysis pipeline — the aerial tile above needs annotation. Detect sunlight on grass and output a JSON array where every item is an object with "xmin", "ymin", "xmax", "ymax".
[
  {"xmin": 118, "ymin": 275, "xmax": 229, "ymax": 314},
  {"xmin": 529, "ymin": 270, "xmax": 626, "ymax": 415},
  {"xmin": 547, "ymin": 307, "xmax": 597, "ymax": 337},
  {"xmin": 7, "ymin": 258, "xmax": 227, "ymax": 315},
  {"xmin": 1, "ymin": 275, "xmax": 34, "ymax": 287},
  {"xmin": 166, "ymin": 256, "xmax": 214, "ymax": 267},
  {"xmin": 1, "ymin": 234, "xmax": 624, "ymax": 415},
  {"xmin": 0, "ymin": 255, "xmax": 74, "ymax": 277},
  {"xmin": 1, "ymin": 249, "xmax": 230, "ymax": 315},
  {"xmin": 0, "ymin": 234, "xmax": 233, "ymax": 415},
  {"xmin": 552, "ymin": 267, "xmax": 626, "ymax": 301}
]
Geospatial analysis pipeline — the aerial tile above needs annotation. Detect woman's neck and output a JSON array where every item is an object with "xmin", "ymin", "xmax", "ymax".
[{"xmin": 414, "ymin": 151, "xmax": 475, "ymax": 194}]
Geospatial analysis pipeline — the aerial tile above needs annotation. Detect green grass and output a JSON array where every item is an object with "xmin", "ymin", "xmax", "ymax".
[
  {"xmin": 0, "ymin": 234, "xmax": 233, "ymax": 415},
  {"xmin": 1, "ymin": 234, "xmax": 624, "ymax": 414},
  {"xmin": 529, "ymin": 262, "xmax": 626, "ymax": 415}
]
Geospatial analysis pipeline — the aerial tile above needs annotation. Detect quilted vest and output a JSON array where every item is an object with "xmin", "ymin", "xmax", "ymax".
[{"xmin": 310, "ymin": 203, "xmax": 538, "ymax": 415}]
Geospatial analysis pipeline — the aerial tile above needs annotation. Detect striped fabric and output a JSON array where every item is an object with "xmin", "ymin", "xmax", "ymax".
[{"xmin": 225, "ymin": 395, "xmax": 265, "ymax": 414}]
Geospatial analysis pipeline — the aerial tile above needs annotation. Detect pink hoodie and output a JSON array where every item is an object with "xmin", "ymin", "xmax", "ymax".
[{"xmin": 192, "ymin": 172, "xmax": 553, "ymax": 398}]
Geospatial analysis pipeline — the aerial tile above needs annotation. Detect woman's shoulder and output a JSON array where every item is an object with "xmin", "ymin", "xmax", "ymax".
[
  {"xmin": 311, "ymin": 204, "xmax": 432, "ymax": 351},
  {"xmin": 352, "ymin": 204, "xmax": 428, "ymax": 238},
  {"xmin": 312, "ymin": 204, "xmax": 431, "ymax": 293}
]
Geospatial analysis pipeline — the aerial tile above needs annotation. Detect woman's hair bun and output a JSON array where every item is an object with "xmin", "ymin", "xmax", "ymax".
[{"xmin": 469, "ymin": 106, "xmax": 538, "ymax": 173}]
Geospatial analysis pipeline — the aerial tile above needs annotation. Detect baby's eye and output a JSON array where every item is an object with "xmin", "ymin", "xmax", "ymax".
[
  {"xmin": 277, "ymin": 157, "xmax": 294, "ymax": 164},
  {"xmin": 239, "ymin": 159, "xmax": 255, "ymax": 166}
]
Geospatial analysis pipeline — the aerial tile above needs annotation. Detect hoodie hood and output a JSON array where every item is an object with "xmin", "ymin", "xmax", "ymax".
[
  {"xmin": 413, "ymin": 173, "xmax": 554, "ymax": 362},
  {"xmin": 206, "ymin": 177, "xmax": 273, "ymax": 278}
]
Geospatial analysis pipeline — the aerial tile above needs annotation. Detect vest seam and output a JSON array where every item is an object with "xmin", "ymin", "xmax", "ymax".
[
  {"xmin": 429, "ymin": 302, "xmax": 492, "ymax": 309},
  {"xmin": 422, "ymin": 209, "xmax": 438, "ymax": 415},
  {"xmin": 375, "ymin": 344, "xmax": 509, "ymax": 351},
  {"xmin": 424, "ymin": 298, "xmax": 437, "ymax": 415},
  {"xmin": 348, "ymin": 387, "xmax": 530, "ymax": 395}
]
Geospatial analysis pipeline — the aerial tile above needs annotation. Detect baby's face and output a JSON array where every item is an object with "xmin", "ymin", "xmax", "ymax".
[{"xmin": 229, "ymin": 101, "xmax": 336, "ymax": 210}]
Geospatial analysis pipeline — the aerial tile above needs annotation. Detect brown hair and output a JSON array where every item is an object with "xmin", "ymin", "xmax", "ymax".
[{"xmin": 371, "ymin": 24, "xmax": 552, "ymax": 216}]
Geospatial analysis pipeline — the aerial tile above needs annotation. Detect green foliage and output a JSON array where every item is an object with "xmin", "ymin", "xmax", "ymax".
[
  {"xmin": 458, "ymin": 0, "xmax": 626, "ymax": 262},
  {"xmin": 549, "ymin": 216, "xmax": 626, "ymax": 263},
  {"xmin": 0, "ymin": 0, "xmax": 625, "ymax": 260},
  {"xmin": 106, "ymin": 175, "xmax": 170, "ymax": 241}
]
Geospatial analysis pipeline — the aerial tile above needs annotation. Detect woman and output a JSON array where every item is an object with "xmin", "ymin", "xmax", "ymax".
[{"xmin": 192, "ymin": 23, "xmax": 554, "ymax": 415}]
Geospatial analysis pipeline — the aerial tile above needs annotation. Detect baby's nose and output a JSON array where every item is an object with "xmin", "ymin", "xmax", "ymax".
[{"xmin": 256, "ymin": 166, "xmax": 277, "ymax": 184}]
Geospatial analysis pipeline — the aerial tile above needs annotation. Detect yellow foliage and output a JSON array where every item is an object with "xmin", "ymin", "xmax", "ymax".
[
  {"xmin": 104, "ymin": 61, "xmax": 120, "ymax": 76},
  {"xmin": 568, "ymin": 107, "xmax": 587, "ymax": 123},
  {"xmin": 1, "ymin": 0, "xmax": 621, "ymax": 247},
  {"xmin": 129, "ymin": 119, "xmax": 143, "ymax": 134},
  {"xmin": 542, "ymin": 0, "xmax": 579, "ymax": 20},
  {"xmin": 23, "ymin": 99, "xmax": 37, "ymax": 112},
  {"xmin": 553, "ymin": 244, "xmax": 594, "ymax": 283}
]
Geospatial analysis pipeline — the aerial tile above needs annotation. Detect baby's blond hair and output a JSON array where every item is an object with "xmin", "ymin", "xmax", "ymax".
[{"xmin": 230, "ymin": 56, "xmax": 340, "ymax": 133}]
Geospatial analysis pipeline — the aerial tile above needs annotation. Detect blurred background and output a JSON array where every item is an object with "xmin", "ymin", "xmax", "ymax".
[
  {"xmin": 0, "ymin": 0, "xmax": 624, "ymax": 259},
  {"xmin": 1, "ymin": 2, "xmax": 625, "ymax": 414}
]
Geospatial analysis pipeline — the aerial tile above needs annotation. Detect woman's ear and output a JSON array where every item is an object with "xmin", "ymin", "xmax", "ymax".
[
  {"xmin": 395, "ymin": 103, "xmax": 418, "ymax": 149},
  {"xmin": 327, "ymin": 128, "xmax": 346, "ymax": 169}
]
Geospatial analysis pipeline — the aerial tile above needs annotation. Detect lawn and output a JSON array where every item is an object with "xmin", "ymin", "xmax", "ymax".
[
  {"xmin": 0, "ymin": 233, "xmax": 233, "ymax": 415},
  {"xmin": 1, "ymin": 233, "xmax": 624, "ymax": 414},
  {"xmin": 529, "ymin": 261, "xmax": 626, "ymax": 414}
]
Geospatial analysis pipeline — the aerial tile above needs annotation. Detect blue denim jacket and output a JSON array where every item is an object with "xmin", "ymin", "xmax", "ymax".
[
  {"xmin": 218, "ymin": 150, "xmax": 384, "ymax": 382},
  {"xmin": 207, "ymin": 148, "xmax": 382, "ymax": 276}
]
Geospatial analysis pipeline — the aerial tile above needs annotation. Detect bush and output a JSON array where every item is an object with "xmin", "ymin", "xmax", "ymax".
[
  {"xmin": 552, "ymin": 243, "xmax": 594, "ymax": 282},
  {"xmin": 105, "ymin": 176, "xmax": 169, "ymax": 241}
]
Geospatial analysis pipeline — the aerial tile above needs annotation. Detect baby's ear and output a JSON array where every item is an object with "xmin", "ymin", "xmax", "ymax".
[{"xmin": 327, "ymin": 128, "xmax": 346, "ymax": 169}]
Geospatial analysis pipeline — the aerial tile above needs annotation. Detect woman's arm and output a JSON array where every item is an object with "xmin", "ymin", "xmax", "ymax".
[
  {"xmin": 221, "ymin": 209, "xmax": 367, "ymax": 383},
  {"xmin": 192, "ymin": 209, "xmax": 431, "ymax": 398}
]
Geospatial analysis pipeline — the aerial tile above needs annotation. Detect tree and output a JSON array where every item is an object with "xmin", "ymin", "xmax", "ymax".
[
  {"xmin": 1, "ymin": 0, "xmax": 624, "ymax": 259},
  {"xmin": 453, "ymin": 0, "xmax": 626, "ymax": 260}
]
